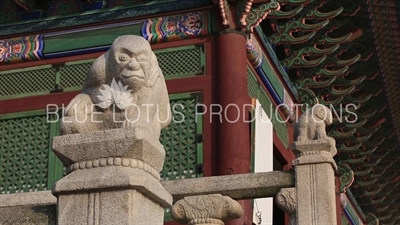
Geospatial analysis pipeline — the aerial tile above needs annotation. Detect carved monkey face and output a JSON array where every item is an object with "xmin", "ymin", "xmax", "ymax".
[
  {"xmin": 108, "ymin": 35, "xmax": 152, "ymax": 91},
  {"xmin": 312, "ymin": 104, "xmax": 333, "ymax": 125}
]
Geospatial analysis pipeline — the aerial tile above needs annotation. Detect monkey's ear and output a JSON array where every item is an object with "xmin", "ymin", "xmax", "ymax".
[
  {"xmin": 83, "ymin": 52, "xmax": 107, "ymax": 90},
  {"xmin": 146, "ymin": 52, "xmax": 162, "ymax": 87}
]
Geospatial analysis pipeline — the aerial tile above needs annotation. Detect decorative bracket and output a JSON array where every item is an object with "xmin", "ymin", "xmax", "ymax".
[
  {"xmin": 276, "ymin": 187, "xmax": 296, "ymax": 225},
  {"xmin": 338, "ymin": 163, "xmax": 355, "ymax": 193},
  {"xmin": 171, "ymin": 194, "xmax": 243, "ymax": 225},
  {"xmin": 245, "ymin": 1, "xmax": 280, "ymax": 32},
  {"xmin": 218, "ymin": 0, "xmax": 230, "ymax": 28}
]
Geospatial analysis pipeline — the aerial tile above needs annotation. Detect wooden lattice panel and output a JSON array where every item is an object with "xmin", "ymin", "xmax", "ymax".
[
  {"xmin": 160, "ymin": 92, "xmax": 203, "ymax": 180},
  {"xmin": 0, "ymin": 112, "xmax": 50, "ymax": 194}
]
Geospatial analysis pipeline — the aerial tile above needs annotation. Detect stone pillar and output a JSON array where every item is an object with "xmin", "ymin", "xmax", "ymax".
[
  {"xmin": 291, "ymin": 138, "xmax": 338, "ymax": 225},
  {"xmin": 171, "ymin": 194, "xmax": 243, "ymax": 225},
  {"xmin": 52, "ymin": 128, "xmax": 172, "ymax": 225},
  {"xmin": 215, "ymin": 29, "xmax": 252, "ymax": 225},
  {"xmin": 276, "ymin": 187, "xmax": 296, "ymax": 225}
]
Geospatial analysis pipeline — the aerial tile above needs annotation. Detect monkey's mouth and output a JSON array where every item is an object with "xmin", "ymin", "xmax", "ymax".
[{"xmin": 121, "ymin": 73, "xmax": 144, "ymax": 79}]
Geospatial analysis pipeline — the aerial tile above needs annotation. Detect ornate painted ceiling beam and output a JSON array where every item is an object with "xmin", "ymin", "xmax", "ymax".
[
  {"xmin": 364, "ymin": 188, "xmax": 383, "ymax": 197},
  {"xmin": 305, "ymin": 7, "xmax": 344, "ymax": 19},
  {"xmin": 277, "ymin": 0, "xmax": 312, "ymax": 5},
  {"xmin": 356, "ymin": 109, "xmax": 377, "ymax": 120},
  {"xmin": 349, "ymin": 133, "xmax": 372, "ymax": 143},
  {"xmin": 280, "ymin": 19, "xmax": 329, "ymax": 33},
  {"xmin": 261, "ymin": 2, "xmax": 399, "ymax": 219},
  {"xmin": 338, "ymin": 142, "xmax": 361, "ymax": 152},
  {"xmin": 365, "ymin": 213, "xmax": 379, "ymax": 225},
  {"xmin": 269, "ymin": 31, "xmax": 315, "ymax": 45},
  {"xmin": 282, "ymin": 55, "xmax": 326, "ymax": 68},
  {"xmin": 338, "ymin": 163, "xmax": 355, "ymax": 193},
  {"xmin": 375, "ymin": 205, "xmax": 390, "ymax": 213},
  {"xmin": 355, "ymin": 177, "xmax": 377, "ymax": 185},
  {"xmin": 313, "ymin": 33, "xmax": 353, "ymax": 44},
  {"xmin": 345, "ymin": 119, "xmax": 367, "ymax": 129},
  {"xmin": 344, "ymin": 93, "xmax": 372, "ymax": 104},
  {"xmin": 269, "ymin": 19, "xmax": 330, "ymax": 44},
  {"xmin": 363, "ymin": 157, "xmax": 382, "ymax": 167},
  {"xmin": 314, "ymin": 66, "xmax": 349, "ymax": 77},
  {"xmin": 338, "ymin": 76, "xmax": 366, "ymax": 86},
  {"xmin": 218, "ymin": 0, "xmax": 230, "ymax": 27},
  {"xmin": 329, "ymin": 128, "xmax": 356, "ymax": 140},
  {"xmin": 326, "ymin": 86, "xmax": 355, "ymax": 97},
  {"xmin": 317, "ymin": 95, "xmax": 344, "ymax": 105},
  {"xmin": 357, "ymin": 146, "xmax": 377, "ymax": 156},
  {"xmin": 341, "ymin": 155, "xmax": 366, "ymax": 164},
  {"xmin": 282, "ymin": 44, "xmax": 339, "ymax": 68},
  {"xmin": 377, "ymin": 213, "xmax": 393, "ymax": 222},
  {"xmin": 325, "ymin": 54, "xmax": 361, "ymax": 67},
  {"xmin": 294, "ymin": 76, "xmax": 336, "ymax": 89},
  {"xmin": 269, "ymin": 5, "xmax": 304, "ymax": 18},
  {"xmin": 245, "ymin": 1, "xmax": 281, "ymax": 32}
]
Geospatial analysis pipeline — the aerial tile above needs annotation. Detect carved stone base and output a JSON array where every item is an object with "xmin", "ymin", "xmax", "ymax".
[
  {"xmin": 52, "ymin": 127, "xmax": 166, "ymax": 172},
  {"xmin": 171, "ymin": 194, "xmax": 243, "ymax": 225},
  {"xmin": 53, "ymin": 167, "xmax": 172, "ymax": 225},
  {"xmin": 52, "ymin": 128, "xmax": 172, "ymax": 225},
  {"xmin": 276, "ymin": 188, "xmax": 296, "ymax": 225}
]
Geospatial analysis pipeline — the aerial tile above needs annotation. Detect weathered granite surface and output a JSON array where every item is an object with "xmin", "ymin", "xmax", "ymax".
[
  {"xmin": 53, "ymin": 127, "xmax": 166, "ymax": 174},
  {"xmin": 276, "ymin": 187, "xmax": 296, "ymax": 225},
  {"xmin": 61, "ymin": 35, "xmax": 171, "ymax": 136},
  {"xmin": 290, "ymin": 104, "xmax": 338, "ymax": 225},
  {"xmin": 0, "ymin": 205, "xmax": 56, "ymax": 225},
  {"xmin": 172, "ymin": 194, "xmax": 243, "ymax": 225},
  {"xmin": 162, "ymin": 171, "xmax": 294, "ymax": 202},
  {"xmin": 0, "ymin": 191, "xmax": 56, "ymax": 208},
  {"xmin": 52, "ymin": 35, "xmax": 173, "ymax": 225}
]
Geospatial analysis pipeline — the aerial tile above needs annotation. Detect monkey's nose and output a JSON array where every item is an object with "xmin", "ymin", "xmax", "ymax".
[{"xmin": 128, "ymin": 60, "xmax": 140, "ymax": 71}]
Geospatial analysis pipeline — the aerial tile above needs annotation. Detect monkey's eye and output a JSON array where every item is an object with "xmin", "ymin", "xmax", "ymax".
[
  {"xmin": 118, "ymin": 54, "xmax": 129, "ymax": 62},
  {"xmin": 137, "ymin": 54, "xmax": 147, "ymax": 62}
]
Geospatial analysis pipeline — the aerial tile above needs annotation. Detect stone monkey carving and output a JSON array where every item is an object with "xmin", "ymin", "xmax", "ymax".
[
  {"xmin": 61, "ymin": 35, "xmax": 171, "ymax": 138},
  {"xmin": 293, "ymin": 104, "xmax": 333, "ymax": 142}
]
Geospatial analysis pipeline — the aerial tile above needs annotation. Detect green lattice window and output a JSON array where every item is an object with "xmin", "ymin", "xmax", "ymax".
[
  {"xmin": 0, "ymin": 110, "xmax": 62, "ymax": 194},
  {"xmin": 59, "ymin": 59, "xmax": 93, "ymax": 91},
  {"xmin": 156, "ymin": 45, "xmax": 205, "ymax": 79},
  {"xmin": 160, "ymin": 92, "xmax": 203, "ymax": 180},
  {"xmin": 0, "ymin": 65, "xmax": 56, "ymax": 100},
  {"xmin": 0, "ymin": 45, "xmax": 206, "ymax": 99}
]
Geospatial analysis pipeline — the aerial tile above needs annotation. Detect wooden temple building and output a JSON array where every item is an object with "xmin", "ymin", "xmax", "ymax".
[{"xmin": 0, "ymin": 0, "xmax": 398, "ymax": 224}]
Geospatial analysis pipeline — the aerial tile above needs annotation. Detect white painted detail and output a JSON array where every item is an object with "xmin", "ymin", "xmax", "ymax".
[{"xmin": 253, "ymin": 99, "xmax": 274, "ymax": 225}]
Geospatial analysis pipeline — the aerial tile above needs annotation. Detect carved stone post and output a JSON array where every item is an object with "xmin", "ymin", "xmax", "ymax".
[
  {"xmin": 291, "ymin": 104, "xmax": 338, "ymax": 225},
  {"xmin": 276, "ymin": 187, "xmax": 296, "ymax": 225},
  {"xmin": 52, "ymin": 129, "xmax": 172, "ymax": 225},
  {"xmin": 171, "ymin": 194, "xmax": 243, "ymax": 225},
  {"xmin": 51, "ymin": 35, "xmax": 173, "ymax": 225}
]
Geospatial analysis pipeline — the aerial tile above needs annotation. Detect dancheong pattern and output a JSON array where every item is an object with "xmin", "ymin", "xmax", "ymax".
[
  {"xmin": 142, "ymin": 11, "xmax": 211, "ymax": 44},
  {"xmin": 0, "ymin": 34, "xmax": 44, "ymax": 64}
]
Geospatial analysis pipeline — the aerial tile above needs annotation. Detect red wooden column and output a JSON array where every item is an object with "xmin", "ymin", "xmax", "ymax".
[{"xmin": 215, "ymin": 29, "xmax": 253, "ymax": 225}]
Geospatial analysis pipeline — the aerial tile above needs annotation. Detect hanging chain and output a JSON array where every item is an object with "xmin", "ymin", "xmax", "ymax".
[
  {"xmin": 254, "ymin": 199, "xmax": 262, "ymax": 225},
  {"xmin": 255, "ymin": 211, "xmax": 262, "ymax": 225}
]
